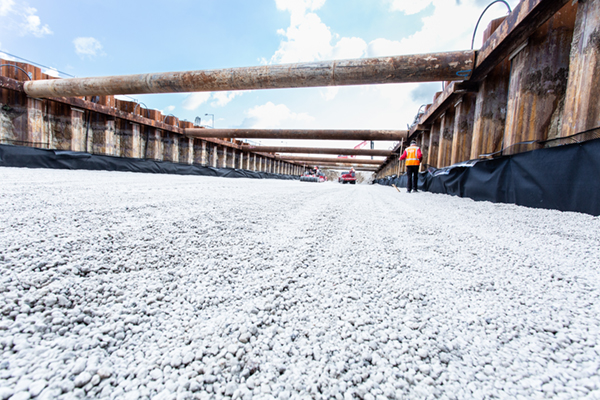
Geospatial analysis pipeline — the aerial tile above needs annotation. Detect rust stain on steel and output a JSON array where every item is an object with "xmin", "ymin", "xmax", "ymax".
[
  {"xmin": 450, "ymin": 92, "xmax": 477, "ymax": 165},
  {"xmin": 471, "ymin": 0, "xmax": 570, "ymax": 81},
  {"xmin": 561, "ymin": 0, "xmax": 600, "ymax": 137},
  {"xmin": 313, "ymin": 163, "xmax": 380, "ymax": 169},
  {"xmin": 0, "ymin": 75, "xmax": 24, "ymax": 91},
  {"xmin": 300, "ymin": 161, "xmax": 380, "ymax": 167},
  {"xmin": 418, "ymin": 81, "xmax": 478, "ymax": 125},
  {"xmin": 24, "ymin": 51, "xmax": 475, "ymax": 98},
  {"xmin": 503, "ymin": 2, "xmax": 576, "ymax": 151},
  {"xmin": 245, "ymin": 146, "xmax": 392, "ymax": 157},
  {"xmin": 277, "ymin": 156, "xmax": 384, "ymax": 165},
  {"xmin": 470, "ymin": 18, "xmax": 511, "ymax": 159},
  {"xmin": 185, "ymin": 128, "xmax": 408, "ymax": 141}
]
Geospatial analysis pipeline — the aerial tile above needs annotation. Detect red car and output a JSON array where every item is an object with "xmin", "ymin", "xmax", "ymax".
[{"xmin": 338, "ymin": 170, "xmax": 356, "ymax": 184}]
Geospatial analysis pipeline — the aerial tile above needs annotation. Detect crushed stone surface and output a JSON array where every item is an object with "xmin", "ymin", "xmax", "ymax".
[{"xmin": 0, "ymin": 167, "xmax": 599, "ymax": 400}]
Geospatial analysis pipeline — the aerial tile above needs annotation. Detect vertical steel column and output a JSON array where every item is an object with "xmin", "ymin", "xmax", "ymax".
[
  {"xmin": 186, "ymin": 138, "xmax": 194, "ymax": 164},
  {"xmin": 26, "ymin": 97, "xmax": 45, "ymax": 149},
  {"xmin": 450, "ymin": 93, "xmax": 477, "ymax": 164},
  {"xmin": 470, "ymin": 18, "xmax": 510, "ymax": 159},
  {"xmin": 131, "ymin": 123, "xmax": 141, "ymax": 158},
  {"xmin": 220, "ymin": 146, "xmax": 227, "ymax": 168},
  {"xmin": 561, "ymin": 0, "xmax": 600, "ymax": 137},
  {"xmin": 70, "ymin": 107, "xmax": 85, "ymax": 152},
  {"xmin": 427, "ymin": 121, "xmax": 441, "ymax": 168},
  {"xmin": 437, "ymin": 110, "xmax": 455, "ymax": 168},
  {"xmin": 200, "ymin": 141, "xmax": 208, "ymax": 165},
  {"xmin": 503, "ymin": 3, "xmax": 576, "ymax": 152}
]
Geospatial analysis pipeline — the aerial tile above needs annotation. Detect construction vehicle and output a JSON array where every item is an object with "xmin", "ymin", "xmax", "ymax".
[
  {"xmin": 338, "ymin": 169, "xmax": 356, "ymax": 184},
  {"xmin": 300, "ymin": 168, "xmax": 327, "ymax": 183}
]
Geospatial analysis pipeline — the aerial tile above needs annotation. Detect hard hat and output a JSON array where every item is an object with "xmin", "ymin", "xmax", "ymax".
[{"xmin": 411, "ymin": 140, "xmax": 417, "ymax": 145}]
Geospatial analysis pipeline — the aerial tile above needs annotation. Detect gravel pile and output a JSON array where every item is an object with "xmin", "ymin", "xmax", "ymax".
[{"xmin": 0, "ymin": 167, "xmax": 599, "ymax": 400}]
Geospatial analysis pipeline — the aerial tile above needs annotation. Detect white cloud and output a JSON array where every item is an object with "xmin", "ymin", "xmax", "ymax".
[
  {"xmin": 275, "ymin": 0, "xmax": 326, "ymax": 25},
  {"xmin": 366, "ymin": 38, "xmax": 405, "ymax": 58},
  {"xmin": 0, "ymin": 49, "xmax": 16, "ymax": 61},
  {"xmin": 241, "ymin": 102, "xmax": 314, "ymax": 128},
  {"xmin": 331, "ymin": 37, "xmax": 368, "ymax": 59},
  {"xmin": 320, "ymin": 87, "xmax": 338, "ymax": 101},
  {"xmin": 182, "ymin": 90, "xmax": 246, "ymax": 110},
  {"xmin": 211, "ymin": 91, "xmax": 246, "ymax": 107},
  {"xmin": 275, "ymin": 0, "xmax": 326, "ymax": 13},
  {"xmin": 337, "ymin": 84, "xmax": 433, "ymax": 131},
  {"xmin": 182, "ymin": 93, "xmax": 211, "ymax": 110},
  {"xmin": 0, "ymin": 1, "xmax": 52, "ymax": 37},
  {"xmin": 73, "ymin": 37, "xmax": 103, "ymax": 57},
  {"xmin": 42, "ymin": 67, "xmax": 60, "ymax": 77},
  {"xmin": 272, "ymin": 12, "xmax": 334, "ymax": 64},
  {"xmin": 387, "ymin": 0, "xmax": 433, "ymax": 15},
  {"xmin": 23, "ymin": 7, "xmax": 52, "ymax": 37},
  {"xmin": 270, "ymin": 11, "xmax": 369, "ymax": 65},
  {"xmin": 271, "ymin": 0, "xmax": 517, "ymax": 68},
  {"xmin": 383, "ymin": 0, "xmax": 517, "ymax": 53},
  {"xmin": 0, "ymin": 0, "xmax": 14, "ymax": 17},
  {"xmin": 165, "ymin": 105, "xmax": 176, "ymax": 113}
]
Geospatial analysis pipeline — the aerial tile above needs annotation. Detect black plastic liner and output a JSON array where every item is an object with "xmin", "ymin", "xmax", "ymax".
[
  {"xmin": 0, "ymin": 144, "xmax": 299, "ymax": 181},
  {"xmin": 375, "ymin": 138, "xmax": 600, "ymax": 216}
]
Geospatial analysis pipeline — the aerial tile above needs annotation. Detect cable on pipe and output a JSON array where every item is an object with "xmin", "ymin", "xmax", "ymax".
[{"xmin": 471, "ymin": 0, "xmax": 512, "ymax": 50}]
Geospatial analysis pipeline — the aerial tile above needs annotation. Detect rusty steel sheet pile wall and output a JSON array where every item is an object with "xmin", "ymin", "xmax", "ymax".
[
  {"xmin": 375, "ymin": 0, "xmax": 600, "ymax": 182},
  {"xmin": 0, "ymin": 61, "xmax": 304, "ymax": 177},
  {"xmin": 2, "ymin": 0, "xmax": 599, "ymax": 192}
]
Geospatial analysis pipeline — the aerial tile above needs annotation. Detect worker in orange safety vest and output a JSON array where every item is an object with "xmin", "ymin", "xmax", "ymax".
[{"xmin": 399, "ymin": 140, "xmax": 423, "ymax": 193}]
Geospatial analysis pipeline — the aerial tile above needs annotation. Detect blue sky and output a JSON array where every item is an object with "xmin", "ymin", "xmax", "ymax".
[{"xmin": 0, "ymin": 0, "xmax": 518, "ymax": 150}]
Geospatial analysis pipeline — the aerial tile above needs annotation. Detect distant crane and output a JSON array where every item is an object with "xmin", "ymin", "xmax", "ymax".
[{"xmin": 338, "ymin": 141, "xmax": 368, "ymax": 159}]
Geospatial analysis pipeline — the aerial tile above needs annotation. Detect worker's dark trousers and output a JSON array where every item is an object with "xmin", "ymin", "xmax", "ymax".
[{"xmin": 406, "ymin": 165, "xmax": 419, "ymax": 192}]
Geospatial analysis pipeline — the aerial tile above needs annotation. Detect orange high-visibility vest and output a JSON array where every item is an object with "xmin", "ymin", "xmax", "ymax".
[{"xmin": 405, "ymin": 146, "xmax": 420, "ymax": 166}]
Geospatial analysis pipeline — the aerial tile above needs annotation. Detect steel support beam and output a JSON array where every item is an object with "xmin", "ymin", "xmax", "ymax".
[
  {"xmin": 23, "ymin": 51, "xmax": 476, "ymax": 98},
  {"xmin": 185, "ymin": 128, "xmax": 408, "ymax": 141},
  {"xmin": 306, "ymin": 163, "xmax": 379, "ymax": 170},
  {"xmin": 277, "ymin": 156, "xmax": 384, "ymax": 165},
  {"xmin": 245, "ymin": 146, "xmax": 391, "ymax": 157}
]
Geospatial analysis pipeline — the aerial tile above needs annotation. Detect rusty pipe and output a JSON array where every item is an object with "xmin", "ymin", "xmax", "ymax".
[
  {"xmin": 245, "ymin": 146, "xmax": 391, "ymax": 157},
  {"xmin": 23, "ymin": 51, "xmax": 476, "ymax": 98},
  {"xmin": 186, "ymin": 128, "xmax": 408, "ymax": 141},
  {"xmin": 277, "ymin": 156, "xmax": 384, "ymax": 165},
  {"xmin": 292, "ymin": 163, "xmax": 381, "ymax": 169}
]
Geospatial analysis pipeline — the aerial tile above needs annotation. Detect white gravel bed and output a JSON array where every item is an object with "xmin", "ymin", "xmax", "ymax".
[{"xmin": 0, "ymin": 167, "xmax": 599, "ymax": 400}]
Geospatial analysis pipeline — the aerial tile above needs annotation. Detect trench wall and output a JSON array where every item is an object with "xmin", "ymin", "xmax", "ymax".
[
  {"xmin": 377, "ymin": 0, "xmax": 600, "ymax": 179},
  {"xmin": 0, "ymin": 65, "xmax": 303, "ymax": 177}
]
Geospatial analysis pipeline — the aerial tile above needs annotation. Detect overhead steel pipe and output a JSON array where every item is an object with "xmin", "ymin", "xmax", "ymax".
[
  {"xmin": 245, "ymin": 146, "xmax": 392, "ymax": 157},
  {"xmin": 23, "ymin": 51, "xmax": 476, "ymax": 98},
  {"xmin": 185, "ymin": 128, "xmax": 408, "ymax": 141},
  {"xmin": 277, "ymin": 156, "xmax": 384, "ymax": 165},
  {"xmin": 306, "ymin": 163, "xmax": 380, "ymax": 170}
]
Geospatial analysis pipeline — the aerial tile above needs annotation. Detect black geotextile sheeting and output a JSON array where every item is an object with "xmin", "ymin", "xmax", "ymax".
[
  {"xmin": 375, "ymin": 138, "xmax": 600, "ymax": 216},
  {"xmin": 0, "ymin": 144, "xmax": 299, "ymax": 181}
]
